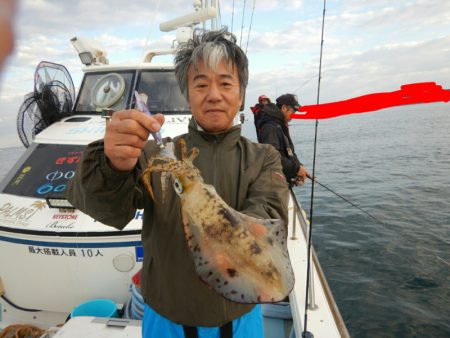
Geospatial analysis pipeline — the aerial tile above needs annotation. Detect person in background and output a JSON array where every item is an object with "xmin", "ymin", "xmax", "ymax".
[
  {"xmin": 0, "ymin": 0, "xmax": 17, "ymax": 74},
  {"xmin": 257, "ymin": 93, "xmax": 310, "ymax": 186},
  {"xmin": 67, "ymin": 28, "xmax": 289, "ymax": 338},
  {"xmin": 250, "ymin": 94, "xmax": 271, "ymax": 140}
]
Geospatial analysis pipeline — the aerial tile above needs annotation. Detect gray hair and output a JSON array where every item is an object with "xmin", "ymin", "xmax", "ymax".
[{"xmin": 174, "ymin": 28, "xmax": 248, "ymax": 100}]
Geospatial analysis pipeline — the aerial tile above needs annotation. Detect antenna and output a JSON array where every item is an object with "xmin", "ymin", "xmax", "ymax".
[
  {"xmin": 159, "ymin": 7, "xmax": 217, "ymax": 32},
  {"xmin": 144, "ymin": 1, "xmax": 218, "ymax": 62}
]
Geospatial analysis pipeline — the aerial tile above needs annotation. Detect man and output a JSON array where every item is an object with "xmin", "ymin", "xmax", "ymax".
[
  {"xmin": 67, "ymin": 29, "xmax": 289, "ymax": 338},
  {"xmin": 257, "ymin": 93, "xmax": 310, "ymax": 186},
  {"xmin": 250, "ymin": 94, "xmax": 271, "ymax": 135}
]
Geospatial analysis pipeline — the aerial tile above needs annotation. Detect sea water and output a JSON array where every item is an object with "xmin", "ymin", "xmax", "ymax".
[
  {"xmin": 279, "ymin": 103, "xmax": 449, "ymax": 338},
  {"xmin": 1, "ymin": 103, "xmax": 449, "ymax": 337}
]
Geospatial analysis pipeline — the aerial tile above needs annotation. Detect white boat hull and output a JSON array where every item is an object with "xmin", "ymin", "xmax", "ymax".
[{"xmin": 0, "ymin": 229, "xmax": 141, "ymax": 313}]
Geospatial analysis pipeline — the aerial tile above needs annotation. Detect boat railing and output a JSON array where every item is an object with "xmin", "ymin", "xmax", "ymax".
[{"xmin": 289, "ymin": 188, "xmax": 350, "ymax": 338}]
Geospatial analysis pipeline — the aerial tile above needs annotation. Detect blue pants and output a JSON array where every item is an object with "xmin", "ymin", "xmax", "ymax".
[{"xmin": 142, "ymin": 303, "xmax": 263, "ymax": 338}]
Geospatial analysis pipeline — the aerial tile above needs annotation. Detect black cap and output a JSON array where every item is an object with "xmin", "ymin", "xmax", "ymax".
[{"xmin": 276, "ymin": 94, "xmax": 301, "ymax": 111}]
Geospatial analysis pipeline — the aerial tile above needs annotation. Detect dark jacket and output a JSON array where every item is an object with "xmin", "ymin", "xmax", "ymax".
[
  {"xmin": 257, "ymin": 103, "xmax": 302, "ymax": 182},
  {"xmin": 66, "ymin": 118, "xmax": 289, "ymax": 327},
  {"xmin": 250, "ymin": 103, "xmax": 264, "ymax": 129}
]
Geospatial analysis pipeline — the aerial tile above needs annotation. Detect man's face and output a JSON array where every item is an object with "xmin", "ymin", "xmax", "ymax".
[
  {"xmin": 0, "ymin": 0, "xmax": 16, "ymax": 72},
  {"xmin": 281, "ymin": 105, "xmax": 294, "ymax": 123},
  {"xmin": 187, "ymin": 59, "xmax": 243, "ymax": 133}
]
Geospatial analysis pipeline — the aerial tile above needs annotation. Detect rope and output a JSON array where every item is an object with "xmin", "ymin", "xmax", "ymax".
[
  {"xmin": 303, "ymin": 0, "xmax": 327, "ymax": 336},
  {"xmin": 142, "ymin": 0, "xmax": 161, "ymax": 57},
  {"xmin": 245, "ymin": 0, "xmax": 257, "ymax": 54},
  {"xmin": 217, "ymin": 0, "xmax": 222, "ymax": 28},
  {"xmin": 0, "ymin": 324, "xmax": 45, "ymax": 338},
  {"xmin": 231, "ymin": 0, "xmax": 235, "ymax": 33},
  {"xmin": 239, "ymin": 0, "xmax": 247, "ymax": 47},
  {"xmin": 1, "ymin": 295, "xmax": 41, "ymax": 312}
]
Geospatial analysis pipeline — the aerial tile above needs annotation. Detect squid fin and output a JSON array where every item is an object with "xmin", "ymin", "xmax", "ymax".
[{"xmin": 183, "ymin": 212, "xmax": 294, "ymax": 303}]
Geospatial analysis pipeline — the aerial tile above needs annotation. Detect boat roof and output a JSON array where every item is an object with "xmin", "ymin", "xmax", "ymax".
[{"xmin": 81, "ymin": 62, "xmax": 175, "ymax": 73}]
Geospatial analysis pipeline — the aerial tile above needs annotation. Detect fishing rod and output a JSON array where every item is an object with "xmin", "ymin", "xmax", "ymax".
[
  {"xmin": 306, "ymin": 175, "xmax": 385, "ymax": 225},
  {"xmin": 303, "ymin": 0, "xmax": 326, "ymax": 336}
]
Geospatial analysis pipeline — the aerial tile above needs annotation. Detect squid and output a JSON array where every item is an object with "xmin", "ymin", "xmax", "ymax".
[{"xmin": 141, "ymin": 139, "xmax": 294, "ymax": 303}]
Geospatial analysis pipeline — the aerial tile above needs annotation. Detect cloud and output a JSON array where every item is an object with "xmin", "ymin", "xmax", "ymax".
[
  {"xmin": 17, "ymin": 0, "xmax": 193, "ymax": 37},
  {"xmin": 1, "ymin": 0, "xmax": 449, "ymax": 148},
  {"xmin": 246, "ymin": 34, "xmax": 450, "ymax": 106},
  {"xmin": 242, "ymin": 0, "xmax": 450, "ymax": 105}
]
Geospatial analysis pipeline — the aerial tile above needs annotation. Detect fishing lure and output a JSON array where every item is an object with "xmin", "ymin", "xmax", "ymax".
[
  {"xmin": 141, "ymin": 139, "xmax": 295, "ymax": 303},
  {"xmin": 134, "ymin": 90, "xmax": 164, "ymax": 149}
]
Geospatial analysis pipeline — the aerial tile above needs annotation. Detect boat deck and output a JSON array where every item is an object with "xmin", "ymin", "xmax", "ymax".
[{"xmin": 287, "ymin": 193, "xmax": 349, "ymax": 338}]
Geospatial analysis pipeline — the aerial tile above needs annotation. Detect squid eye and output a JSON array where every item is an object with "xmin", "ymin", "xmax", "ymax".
[{"xmin": 173, "ymin": 178, "xmax": 183, "ymax": 195}]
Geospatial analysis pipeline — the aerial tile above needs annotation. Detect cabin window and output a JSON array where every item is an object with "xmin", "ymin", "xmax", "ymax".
[{"xmin": 137, "ymin": 71, "xmax": 190, "ymax": 114}]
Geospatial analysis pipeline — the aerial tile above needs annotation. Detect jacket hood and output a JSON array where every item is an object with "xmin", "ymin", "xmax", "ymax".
[{"xmin": 259, "ymin": 103, "xmax": 285, "ymax": 124}]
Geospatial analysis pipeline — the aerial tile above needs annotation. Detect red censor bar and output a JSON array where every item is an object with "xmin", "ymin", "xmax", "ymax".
[{"xmin": 291, "ymin": 82, "xmax": 450, "ymax": 120}]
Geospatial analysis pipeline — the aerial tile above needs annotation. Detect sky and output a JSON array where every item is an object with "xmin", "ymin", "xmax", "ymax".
[{"xmin": 0, "ymin": 0, "xmax": 449, "ymax": 148}]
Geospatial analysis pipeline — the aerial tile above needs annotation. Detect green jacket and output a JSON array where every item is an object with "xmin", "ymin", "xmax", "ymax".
[{"xmin": 66, "ymin": 119, "xmax": 289, "ymax": 327}]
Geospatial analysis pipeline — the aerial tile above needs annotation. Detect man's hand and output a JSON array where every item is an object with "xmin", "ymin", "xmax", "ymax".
[
  {"xmin": 294, "ymin": 165, "xmax": 310, "ymax": 186},
  {"xmin": 104, "ymin": 109, "xmax": 165, "ymax": 171}
]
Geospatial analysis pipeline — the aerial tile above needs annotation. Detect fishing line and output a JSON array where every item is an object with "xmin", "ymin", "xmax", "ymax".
[
  {"xmin": 436, "ymin": 256, "xmax": 450, "ymax": 267},
  {"xmin": 307, "ymin": 175, "xmax": 385, "ymax": 225},
  {"xmin": 303, "ymin": 0, "xmax": 326, "ymax": 336}
]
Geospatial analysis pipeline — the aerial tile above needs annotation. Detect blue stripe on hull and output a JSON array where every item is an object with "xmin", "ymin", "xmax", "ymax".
[{"xmin": 0, "ymin": 235, "xmax": 141, "ymax": 248}]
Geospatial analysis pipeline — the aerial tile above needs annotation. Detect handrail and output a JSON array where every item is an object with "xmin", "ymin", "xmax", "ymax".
[
  {"xmin": 289, "ymin": 188, "xmax": 351, "ymax": 338},
  {"xmin": 289, "ymin": 189, "xmax": 316, "ymax": 309}
]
